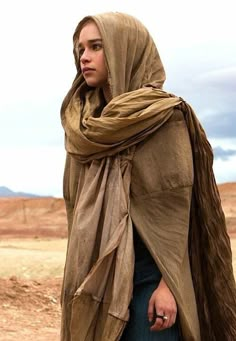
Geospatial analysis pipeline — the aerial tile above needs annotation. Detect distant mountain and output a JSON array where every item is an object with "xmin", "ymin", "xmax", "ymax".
[{"xmin": 0, "ymin": 186, "xmax": 41, "ymax": 198}]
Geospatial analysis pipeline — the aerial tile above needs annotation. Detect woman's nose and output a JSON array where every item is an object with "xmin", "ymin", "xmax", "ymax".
[{"xmin": 80, "ymin": 49, "xmax": 91, "ymax": 63}]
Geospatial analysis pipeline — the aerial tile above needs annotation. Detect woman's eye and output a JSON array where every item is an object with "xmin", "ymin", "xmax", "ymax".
[
  {"xmin": 78, "ymin": 49, "xmax": 84, "ymax": 57},
  {"xmin": 93, "ymin": 44, "xmax": 102, "ymax": 51}
]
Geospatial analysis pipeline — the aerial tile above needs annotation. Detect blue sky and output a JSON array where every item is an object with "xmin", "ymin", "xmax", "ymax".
[{"xmin": 0, "ymin": 0, "xmax": 235, "ymax": 197}]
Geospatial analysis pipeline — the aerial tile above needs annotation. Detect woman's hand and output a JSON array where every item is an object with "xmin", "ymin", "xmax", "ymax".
[{"xmin": 148, "ymin": 277, "xmax": 177, "ymax": 331}]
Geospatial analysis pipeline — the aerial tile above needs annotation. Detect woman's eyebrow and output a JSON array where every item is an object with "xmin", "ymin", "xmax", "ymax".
[{"xmin": 78, "ymin": 38, "xmax": 102, "ymax": 47}]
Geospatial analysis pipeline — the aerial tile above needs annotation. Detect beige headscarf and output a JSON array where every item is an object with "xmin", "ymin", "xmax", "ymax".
[{"xmin": 60, "ymin": 12, "xmax": 236, "ymax": 341}]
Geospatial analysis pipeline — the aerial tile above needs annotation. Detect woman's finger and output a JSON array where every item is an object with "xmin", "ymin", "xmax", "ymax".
[
  {"xmin": 161, "ymin": 310, "xmax": 177, "ymax": 330},
  {"xmin": 147, "ymin": 295, "xmax": 155, "ymax": 323},
  {"xmin": 150, "ymin": 311, "xmax": 165, "ymax": 331}
]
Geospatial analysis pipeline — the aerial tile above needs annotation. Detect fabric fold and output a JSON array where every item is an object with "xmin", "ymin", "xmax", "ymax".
[{"xmin": 62, "ymin": 153, "xmax": 135, "ymax": 340}]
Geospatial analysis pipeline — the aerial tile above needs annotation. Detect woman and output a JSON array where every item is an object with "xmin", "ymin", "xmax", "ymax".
[{"xmin": 60, "ymin": 12, "xmax": 236, "ymax": 341}]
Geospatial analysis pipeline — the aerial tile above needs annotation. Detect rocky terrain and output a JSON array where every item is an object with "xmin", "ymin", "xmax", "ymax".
[
  {"xmin": 0, "ymin": 197, "xmax": 67, "ymax": 340},
  {"xmin": 218, "ymin": 182, "xmax": 236, "ymax": 236},
  {"xmin": 0, "ymin": 182, "xmax": 235, "ymax": 239},
  {"xmin": 0, "ymin": 197, "xmax": 67, "ymax": 238}
]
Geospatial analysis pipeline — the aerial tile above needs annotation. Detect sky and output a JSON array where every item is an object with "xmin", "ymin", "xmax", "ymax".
[{"xmin": 0, "ymin": 0, "xmax": 235, "ymax": 197}]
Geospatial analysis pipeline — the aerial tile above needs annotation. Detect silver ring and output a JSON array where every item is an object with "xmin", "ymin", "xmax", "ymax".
[{"xmin": 156, "ymin": 314, "xmax": 168, "ymax": 321}]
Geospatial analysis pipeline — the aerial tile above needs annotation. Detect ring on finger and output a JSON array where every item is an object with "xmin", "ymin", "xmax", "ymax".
[{"xmin": 156, "ymin": 314, "xmax": 168, "ymax": 321}]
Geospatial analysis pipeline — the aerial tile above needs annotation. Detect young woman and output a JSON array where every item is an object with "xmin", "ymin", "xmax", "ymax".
[{"xmin": 60, "ymin": 12, "xmax": 236, "ymax": 341}]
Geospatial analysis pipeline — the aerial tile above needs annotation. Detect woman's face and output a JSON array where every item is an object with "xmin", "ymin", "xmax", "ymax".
[{"xmin": 77, "ymin": 21, "xmax": 108, "ymax": 88}]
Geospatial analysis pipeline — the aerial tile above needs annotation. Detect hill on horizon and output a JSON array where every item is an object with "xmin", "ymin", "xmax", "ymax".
[
  {"xmin": 0, "ymin": 186, "xmax": 46, "ymax": 198},
  {"xmin": 0, "ymin": 182, "xmax": 235, "ymax": 199},
  {"xmin": 0, "ymin": 182, "xmax": 235, "ymax": 239}
]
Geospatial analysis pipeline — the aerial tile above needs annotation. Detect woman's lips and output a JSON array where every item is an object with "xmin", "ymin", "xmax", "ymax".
[{"xmin": 82, "ymin": 67, "xmax": 95, "ymax": 74}]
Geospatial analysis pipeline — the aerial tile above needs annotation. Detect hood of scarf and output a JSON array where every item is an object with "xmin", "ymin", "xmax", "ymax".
[
  {"xmin": 73, "ymin": 12, "xmax": 166, "ymax": 97},
  {"xmin": 61, "ymin": 12, "xmax": 168, "ymax": 159}
]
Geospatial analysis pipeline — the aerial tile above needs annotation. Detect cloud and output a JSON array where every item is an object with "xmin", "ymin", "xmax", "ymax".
[
  {"xmin": 200, "ymin": 111, "xmax": 236, "ymax": 139},
  {"xmin": 213, "ymin": 146, "xmax": 236, "ymax": 160},
  {"xmin": 0, "ymin": 99, "xmax": 65, "ymax": 148},
  {"xmin": 183, "ymin": 67, "xmax": 236, "ymax": 140},
  {"xmin": 0, "ymin": 146, "xmax": 66, "ymax": 197},
  {"xmin": 213, "ymin": 155, "xmax": 236, "ymax": 184},
  {"xmin": 196, "ymin": 67, "xmax": 236, "ymax": 91}
]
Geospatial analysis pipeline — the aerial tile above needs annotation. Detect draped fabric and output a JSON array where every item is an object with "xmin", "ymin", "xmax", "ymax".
[{"xmin": 60, "ymin": 12, "xmax": 236, "ymax": 341}]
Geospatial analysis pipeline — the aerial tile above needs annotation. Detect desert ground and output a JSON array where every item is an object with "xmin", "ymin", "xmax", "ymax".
[{"xmin": 0, "ymin": 183, "xmax": 236, "ymax": 341}]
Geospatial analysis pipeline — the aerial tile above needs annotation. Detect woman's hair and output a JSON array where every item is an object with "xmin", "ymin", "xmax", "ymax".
[{"xmin": 73, "ymin": 16, "xmax": 95, "ymax": 70}]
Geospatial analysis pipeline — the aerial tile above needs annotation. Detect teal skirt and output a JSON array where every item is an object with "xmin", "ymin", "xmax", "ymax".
[{"xmin": 120, "ymin": 229, "xmax": 181, "ymax": 341}]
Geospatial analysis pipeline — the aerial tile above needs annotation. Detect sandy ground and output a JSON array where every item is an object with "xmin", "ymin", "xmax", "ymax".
[
  {"xmin": 0, "ymin": 238, "xmax": 66, "ymax": 341},
  {"xmin": 0, "ymin": 237, "xmax": 235, "ymax": 341}
]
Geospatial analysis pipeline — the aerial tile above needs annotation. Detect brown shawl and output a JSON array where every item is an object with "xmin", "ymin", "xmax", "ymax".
[{"xmin": 60, "ymin": 12, "xmax": 236, "ymax": 341}]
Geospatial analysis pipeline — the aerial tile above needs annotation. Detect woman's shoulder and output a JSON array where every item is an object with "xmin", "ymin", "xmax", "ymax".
[{"xmin": 168, "ymin": 107, "xmax": 185, "ymax": 123}]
